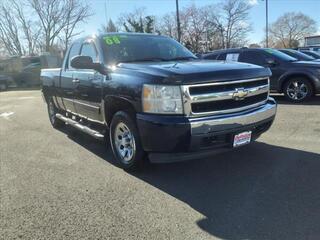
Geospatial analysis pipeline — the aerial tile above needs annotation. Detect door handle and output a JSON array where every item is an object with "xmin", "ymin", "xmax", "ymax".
[{"xmin": 72, "ymin": 78, "xmax": 80, "ymax": 83}]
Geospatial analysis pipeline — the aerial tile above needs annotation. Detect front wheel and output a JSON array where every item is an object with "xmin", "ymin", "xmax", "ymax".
[
  {"xmin": 47, "ymin": 98, "xmax": 64, "ymax": 128},
  {"xmin": 109, "ymin": 111, "xmax": 145, "ymax": 170},
  {"xmin": 283, "ymin": 77, "xmax": 313, "ymax": 102}
]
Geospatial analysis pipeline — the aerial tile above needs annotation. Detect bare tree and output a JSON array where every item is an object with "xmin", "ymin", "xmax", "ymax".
[
  {"xmin": 118, "ymin": 8, "xmax": 155, "ymax": 33},
  {"xmin": 59, "ymin": 0, "xmax": 91, "ymax": 52},
  {"xmin": 11, "ymin": 0, "xmax": 41, "ymax": 55},
  {"xmin": 179, "ymin": 4, "xmax": 212, "ymax": 52},
  {"xmin": 0, "ymin": 3, "xmax": 24, "ymax": 56},
  {"xmin": 100, "ymin": 19, "xmax": 118, "ymax": 33},
  {"xmin": 29, "ymin": 0, "xmax": 91, "ymax": 53},
  {"xmin": 208, "ymin": 0, "xmax": 252, "ymax": 49},
  {"xmin": 268, "ymin": 12, "xmax": 317, "ymax": 48},
  {"xmin": 158, "ymin": 13, "xmax": 177, "ymax": 39}
]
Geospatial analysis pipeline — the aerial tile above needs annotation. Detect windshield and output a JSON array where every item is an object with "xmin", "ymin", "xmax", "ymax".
[
  {"xmin": 303, "ymin": 51, "xmax": 320, "ymax": 58},
  {"xmin": 100, "ymin": 34, "xmax": 196, "ymax": 64},
  {"xmin": 264, "ymin": 48, "xmax": 298, "ymax": 62},
  {"xmin": 281, "ymin": 49, "xmax": 315, "ymax": 61}
]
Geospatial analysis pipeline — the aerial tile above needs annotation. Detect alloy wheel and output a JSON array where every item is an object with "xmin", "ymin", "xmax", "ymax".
[
  {"xmin": 286, "ymin": 80, "xmax": 308, "ymax": 101},
  {"xmin": 114, "ymin": 122, "xmax": 136, "ymax": 163}
]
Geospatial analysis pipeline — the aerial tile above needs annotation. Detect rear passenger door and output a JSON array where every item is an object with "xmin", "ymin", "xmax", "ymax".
[
  {"xmin": 72, "ymin": 40, "xmax": 104, "ymax": 122},
  {"xmin": 59, "ymin": 42, "xmax": 81, "ymax": 113}
]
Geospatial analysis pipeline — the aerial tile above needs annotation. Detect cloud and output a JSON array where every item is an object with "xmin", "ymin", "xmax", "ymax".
[{"xmin": 248, "ymin": 0, "xmax": 258, "ymax": 6}]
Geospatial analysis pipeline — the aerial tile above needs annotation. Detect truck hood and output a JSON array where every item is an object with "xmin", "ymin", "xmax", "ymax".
[{"xmin": 117, "ymin": 60, "xmax": 271, "ymax": 84}]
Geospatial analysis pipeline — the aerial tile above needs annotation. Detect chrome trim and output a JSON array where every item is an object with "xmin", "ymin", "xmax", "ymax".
[
  {"xmin": 56, "ymin": 113, "xmax": 104, "ymax": 140},
  {"xmin": 181, "ymin": 77, "xmax": 270, "ymax": 117},
  {"xmin": 73, "ymin": 100, "xmax": 100, "ymax": 109},
  {"xmin": 190, "ymin": 84, "xmax": 269, "ymax": 103},
  {"xmin": 190, "ymin": 98, "xmax": 277, "ymax": 135},
  {"xmin": 186, "ymin": 77, "xmax": 268, "ymax": 87}
]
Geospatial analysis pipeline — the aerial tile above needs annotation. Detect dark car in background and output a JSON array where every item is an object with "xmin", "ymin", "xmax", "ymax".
[
  {"xmin": 202, "ymin": 48, "xmax": 320, "ymax": 102},
  {"xmin": 279, "ymin": 49, "xmax": 320, "ymax": 62},
  {"xmin": 0, "ymin": 55, "xmax": 62, "ymax": 89},
  {"xmin": 300, "ymin": 50, "xmax": 320, "ymax": 59},
  {"xmin": 0, "ymin": 74, "xmax": 14, "ymax": 91}
]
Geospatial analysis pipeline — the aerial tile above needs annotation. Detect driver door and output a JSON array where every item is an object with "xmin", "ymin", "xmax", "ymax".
[{"xmin": 72, "ymin": 40, "xmax": 104, "ymax": 122}]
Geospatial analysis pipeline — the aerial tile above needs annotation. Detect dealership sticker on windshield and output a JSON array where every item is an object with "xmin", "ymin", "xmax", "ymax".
[{"xmin": 233, "ymin": 131, "xmax": 252, "ymax": 147}]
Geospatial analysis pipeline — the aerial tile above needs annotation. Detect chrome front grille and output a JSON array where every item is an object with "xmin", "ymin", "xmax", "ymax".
[{"xmin": 181, "ymin": 77, "xmax": 270, "ymax": 116}]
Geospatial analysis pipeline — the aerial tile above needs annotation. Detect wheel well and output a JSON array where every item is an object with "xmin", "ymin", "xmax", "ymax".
[
  {"xmin": 281, "ymin": 74, "xmax": 315, "ymax": 93},
  {"xmin": 104, "ymin": 97, "xmax": 136, "ymax": 126}
]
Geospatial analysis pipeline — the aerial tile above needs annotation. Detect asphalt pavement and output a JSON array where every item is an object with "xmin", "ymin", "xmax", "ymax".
[{"xmin": 1, "ymin": 90, "xmax": 320, "ymax": 240}]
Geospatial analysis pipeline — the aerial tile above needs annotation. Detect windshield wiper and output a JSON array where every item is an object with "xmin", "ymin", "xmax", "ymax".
[
  {"xmin": 165, "ymin": 56, "xmax": 197, "ymax": 61},
  {"xmin": 117, "ymin": 58, "xmax": 166, "ymax": 64}
]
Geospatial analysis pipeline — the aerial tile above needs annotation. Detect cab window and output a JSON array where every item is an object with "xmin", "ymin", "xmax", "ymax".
[
  {"xmin": 66, "ymin": 42, "xmax": 81, "ymax": 70},
  {"xmin": 80, "ymin": 42, "xmax": 98, "ymax": 61}
]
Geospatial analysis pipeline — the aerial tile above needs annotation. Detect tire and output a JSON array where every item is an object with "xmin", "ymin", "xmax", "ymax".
[
  {"xmin": 109, "ymin": 111, "xmax": 145, "ymax": 170},
  {"xmin": 47, "ymin": 97, "xmax": 64, "ymax": 128},
  {"xmin": 283, "ymin": 77, "xmax": 313, "ymax": 103}
]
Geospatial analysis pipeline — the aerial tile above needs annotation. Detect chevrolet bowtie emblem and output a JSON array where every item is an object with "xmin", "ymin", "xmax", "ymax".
[{"xmin": 232, "ymin": 88, "xmax": 248, "ymax": 100}]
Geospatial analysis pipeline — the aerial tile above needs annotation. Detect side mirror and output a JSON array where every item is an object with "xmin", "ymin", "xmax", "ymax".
[
  {"xmin": 70, "ymin": 55, "xmax": 103, "ymax": 72},
  {"xmin": 266, "ymin": 58, "xmax": 277, "ymax": 66}
]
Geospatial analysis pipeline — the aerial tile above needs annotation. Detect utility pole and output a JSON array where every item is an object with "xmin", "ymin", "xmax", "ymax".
[
  {"xmin": 265, "ymin": 0, "xmax": 269, "ymax": 47},
  {"xmin": 104, "ymin": 0, "xmax": 108, "ymax": 25},
  {"xmin": 176, "ymin": 0, "xmax": 181, "ymax": 42}
]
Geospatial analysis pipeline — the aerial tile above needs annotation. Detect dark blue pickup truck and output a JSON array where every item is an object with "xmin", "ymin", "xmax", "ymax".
[{"xmin": 41, "ymin": 33, "xmax": 277, "ymax": 170}]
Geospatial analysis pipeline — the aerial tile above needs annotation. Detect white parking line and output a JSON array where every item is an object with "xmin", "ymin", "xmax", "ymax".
[
  {"xmin": 17, "ymin": 97, "xmax": 36, "ymax": 100},
  {"xmin": 0, "ymin": 111, "xmax": 15, "ymax": 120}
]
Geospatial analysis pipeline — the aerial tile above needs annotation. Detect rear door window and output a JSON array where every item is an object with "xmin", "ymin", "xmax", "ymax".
[
  {"xmin": 205, "ymin": 53, "xmax": 219, "ymax": 60},
  {"xmin": 239, "ymin": 51, "xmax": 266, "ymax": 65},
  {"xmin": 217, "ymin": 53, "xmax": 226, "ymax": 60},
  {"xmin": 225, "ymin": 53, "xmax": 239, "ymax": 62}
]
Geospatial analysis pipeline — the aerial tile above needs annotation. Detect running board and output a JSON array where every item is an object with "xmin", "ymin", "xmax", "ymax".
[{"xmin": 56, "ymin": 113, "xmax": 104, "ymax": 140}]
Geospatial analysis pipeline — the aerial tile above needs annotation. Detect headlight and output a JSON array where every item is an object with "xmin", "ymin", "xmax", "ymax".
[{"xmin": 142, "ymin": 84, "xmax": 183, "ymax": 114}]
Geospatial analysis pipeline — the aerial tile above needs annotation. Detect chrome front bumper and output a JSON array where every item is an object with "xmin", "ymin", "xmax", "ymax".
[{"xmin": 189, "ymin": 97, "xmax": 277, "ymax": 135}]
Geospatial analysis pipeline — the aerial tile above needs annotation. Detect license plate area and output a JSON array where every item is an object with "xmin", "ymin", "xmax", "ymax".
[{"xmin": 233, "ymin": 131, "xmax": 252, "ymax": 147}]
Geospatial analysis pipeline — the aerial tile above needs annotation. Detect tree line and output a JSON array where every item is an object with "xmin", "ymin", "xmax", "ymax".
[
  {"xmin": 0, "ymin": 0, "xmax": 318, "ymax": 57},
  {"xmin": 0, "ymin": 0, "xmax": 91, "ymax": 56}
]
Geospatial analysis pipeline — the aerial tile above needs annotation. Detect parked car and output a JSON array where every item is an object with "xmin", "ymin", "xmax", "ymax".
[
  {"xmin": 0, "ymin": 55, "xmax": 62, "ymax": 88},
  {"xmin": 41, "ymin": 33, "xmax": 277, "ymax": 170},
  {"xmin": 279, "ymin": 49, "xmax": 320, "ymax": 62},
  {"xmin": 297, "ymin": 47, "xmax": 320, "ymax": 53},
  {"xmin": 202, "ymin": 48, "xmax": 320, "ymax": 102},
  {"xmin": 0, "ymin": 74, "xmax": 14, "ymax": 91},
  {"xmin": 300, "ymin": 50, "xmax": 320, "ymax": 59}
]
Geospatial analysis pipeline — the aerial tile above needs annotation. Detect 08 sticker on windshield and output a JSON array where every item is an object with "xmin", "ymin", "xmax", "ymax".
[{"xmin": 103, "ymin": 35, "xmax": 126, "ymax": 45}]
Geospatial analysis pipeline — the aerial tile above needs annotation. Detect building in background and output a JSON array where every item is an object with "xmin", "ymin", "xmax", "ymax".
[{"xmin": 303, "ymin": 35, "xmax": 320, "ymax": 52}]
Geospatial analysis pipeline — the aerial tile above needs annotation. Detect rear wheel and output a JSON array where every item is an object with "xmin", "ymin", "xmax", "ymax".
[
  {"xmin": 47, "ymin": 98, "xmax": 64, "ymax": 128},
  {"xmin": 109, "ymin": 111, "xmax": 145, "ymax": 170},
  {"xmin": 283, "ymin": 77, "xmax": 313, "ymax": 102}
]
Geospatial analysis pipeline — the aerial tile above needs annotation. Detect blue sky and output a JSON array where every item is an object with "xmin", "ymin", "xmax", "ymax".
[{"xmin": 81, "ymin": 0, "xmax": 320, "ymax": 44}]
